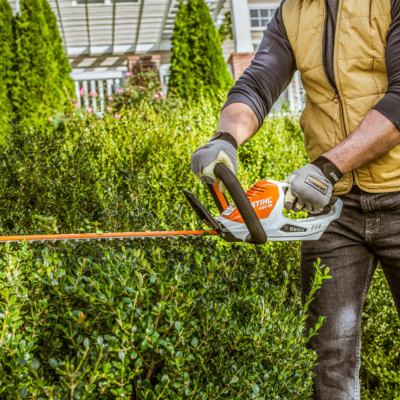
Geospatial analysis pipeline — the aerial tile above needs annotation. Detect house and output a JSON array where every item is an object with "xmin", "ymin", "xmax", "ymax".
[{"xmin": 7, "ymin": 0, "xmax": 303, "ymax": 113}]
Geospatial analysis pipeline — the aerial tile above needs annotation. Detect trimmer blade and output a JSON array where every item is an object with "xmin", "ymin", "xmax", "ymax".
[{"xmin": 0, "ymin": 230, "xmax": 218, "ymax": 243}]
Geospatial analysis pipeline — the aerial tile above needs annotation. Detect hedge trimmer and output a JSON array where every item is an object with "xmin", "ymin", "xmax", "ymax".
[{"xmin": 0, "ymin": 164, "xmax": 342, "ymax": 244}]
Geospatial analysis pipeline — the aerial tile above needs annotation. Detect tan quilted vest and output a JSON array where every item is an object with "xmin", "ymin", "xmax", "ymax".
[{"xmin": 282, "ymin": 0, "xmax": 398, "ymax": 194}]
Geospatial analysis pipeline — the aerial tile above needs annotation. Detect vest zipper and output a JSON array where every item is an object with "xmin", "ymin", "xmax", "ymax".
[
  {"xmin": 320, "ymin": 0, "xmax": 355, "ymax": 189},
  {"xmin": 333, "ymin": 93, "xmax": 347, "ymax": 138}
]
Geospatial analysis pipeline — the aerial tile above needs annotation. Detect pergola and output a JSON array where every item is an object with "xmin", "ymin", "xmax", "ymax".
[{"xmin": 8, "ymin": 0, "xmax": 229, "ymax": 58}]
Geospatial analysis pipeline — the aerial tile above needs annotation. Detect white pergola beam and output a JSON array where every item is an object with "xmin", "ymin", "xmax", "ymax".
[
  {"xmin": 134, "ymin": 0, "xmax": 146, "ymax": 51},
  {"xmin": 83, "ymin": 0, "xmax": 91, "ymax": 54},
  {"xmin": 111, "ymin": 0, "xmax": 117, "ymax": 53},
  {"xmin": 54, "ymin": 0, "xmax": 68, "ymax": 52},
  {"xmin": 212, "ymin": 0, "xmax": 225, "ymax": 21},
  {"xmin": 155, "ymin": 0, "xmax": 173, "ymax": 49}
]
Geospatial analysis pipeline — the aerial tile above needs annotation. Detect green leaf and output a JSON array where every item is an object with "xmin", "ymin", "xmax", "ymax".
[
  {"xmin": 20, "ymin": 387, "xmax": 27, "ymax": 399},
  {"xmin": 146, "ymin": 390, "xmax": 155, "ymax": 400},
  {"xmin": 18, "ymin": 358, "xmax": 28, "ymax": 367},
  {"xmin": 183, "ymin": 372, "xmax": 190, "ymax": 384},
  {"xmin": 174, "ymin": 321, "xmax": 182, "ymax": 332},
  {"xmin": 252, "ymin": 384, "xmax": 260, "ymax": 394},
  {"xmin": 103, "ymin": 363, "xmax": 111, "ymax": 373},
  {"xmin": 31, "ymin": 359, "xmax": 40, "ymax": 370},
  {"xmin": 135, "ymin": 358, "xmax": 142, "ymax": 368}
]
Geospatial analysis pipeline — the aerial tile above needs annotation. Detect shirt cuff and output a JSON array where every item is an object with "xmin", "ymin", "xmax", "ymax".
[
  {"xmin": 222, "ymin": 93, "xmax": 264, "ymax": 130},
  {"xmin": 373, "ymin": 92, "xmax": 400, "ymax": 132}
]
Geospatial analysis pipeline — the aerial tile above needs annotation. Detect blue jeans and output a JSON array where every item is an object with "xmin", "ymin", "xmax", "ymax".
[{"xmin": 301, "ymin": 187, "xmax": 400, "ymax": 400}]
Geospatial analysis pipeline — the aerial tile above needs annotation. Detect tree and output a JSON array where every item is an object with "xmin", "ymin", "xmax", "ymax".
[
  {"xmin": 168, "ymin": 0, "xmax": 233, "ymax": 99},
  {"xmin": 42, "ymin": 0, "xmax": 75, "ymax": 100},
  {"xmin": 11, "ymin": 0, "xmax": 74, "ymax": 125},
  {"xmin": 0, "ymin": 0, "xmax": 14, "ymax": 137}
]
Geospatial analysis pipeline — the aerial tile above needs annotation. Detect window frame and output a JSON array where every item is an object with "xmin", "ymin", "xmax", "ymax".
[{"xmin": 248, "ymin": 4, "xmax": 279, "ymax": 31}]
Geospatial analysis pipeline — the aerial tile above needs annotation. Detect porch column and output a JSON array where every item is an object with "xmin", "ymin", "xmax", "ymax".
[{"xmin": 230, "ymin": 0, "xmax": 253, "ymax": 53}]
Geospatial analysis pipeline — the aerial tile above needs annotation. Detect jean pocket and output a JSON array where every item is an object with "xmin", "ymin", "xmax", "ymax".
[{"xmin": 373, "ymin": 192, "xmax": 400, "ymax": 213}]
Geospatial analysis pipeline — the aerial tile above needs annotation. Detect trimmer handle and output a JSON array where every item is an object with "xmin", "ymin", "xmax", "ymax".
[
  {"xmin": 212, "ymin": 164, "xmax": 267, "ymax": 244},
  {"xmin": 282, "ymin": 184, "xmax": 339, "ymax": 215}
]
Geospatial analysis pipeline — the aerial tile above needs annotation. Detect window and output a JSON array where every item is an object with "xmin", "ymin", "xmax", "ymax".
[{"xmin": 250, "ymin": 8, "xmax": 275, "ymax": 29}]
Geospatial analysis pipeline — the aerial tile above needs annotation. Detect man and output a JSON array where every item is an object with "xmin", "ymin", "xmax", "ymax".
[{"xmin": 190, "ymin": 0, "xmax": 400, "ymax": 398}]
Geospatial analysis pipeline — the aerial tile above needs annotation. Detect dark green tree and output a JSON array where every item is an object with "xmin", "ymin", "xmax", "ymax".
[
  {"xmin": 11, "ymin": 0, "xmax": 74, "ymax": 125},
  {"xmin": 168, "ymin": 0, "xmax": 233, "ymax": 99},
  {"xmin": 0, "ymin": 0, "xmax": 14, "ymax": 137}
]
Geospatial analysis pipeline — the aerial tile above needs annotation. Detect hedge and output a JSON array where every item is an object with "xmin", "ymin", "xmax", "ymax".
[{"xmin": 0, "ymin": 100, "xmax": 398, "ymax": 398}]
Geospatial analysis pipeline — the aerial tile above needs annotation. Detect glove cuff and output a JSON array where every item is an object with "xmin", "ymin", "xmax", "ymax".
[
  {"xmin": 311, "ymin": 156, "xmax": 343, "ymax": 185},
  {"xmin": 209, "ymin": 131, "xmax": 238, "ymax": 149}
]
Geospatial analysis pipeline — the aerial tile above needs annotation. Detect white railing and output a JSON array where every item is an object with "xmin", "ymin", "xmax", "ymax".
[
  {"xmin": 72, "ymin": 69, "xmax": 303, "ymax": 115},
  {"xmin": 287, "ymin": 71, "xmax": 305, "ymax": 112},
  {"xmin": 74, "ymin": 79, "xmax": 121, "ymax": 114}
]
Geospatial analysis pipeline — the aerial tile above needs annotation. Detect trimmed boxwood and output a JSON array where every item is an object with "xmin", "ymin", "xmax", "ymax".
[{"xmin": 0, "ymin": 100, "xmax": 398, "ymax": 398}]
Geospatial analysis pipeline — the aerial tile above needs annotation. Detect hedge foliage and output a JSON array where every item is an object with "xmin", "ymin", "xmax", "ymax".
[
  {"xmin": 0, "ymin": 100, "xmax": 399, "ymax": 398},
  {"xmin": 0, "ymin": 0, "xmax": 14, "ymax": 137},
  {"xmin": 168, "ymin": 0, "xmax": 233, "ymax": 99},
  {"xmin": 0, "ymin": 101, "xmax": 330, "ymax": 399},
  {"xmin": 11, "ymin": 0, "xmax": 74, "ymax": 126}
]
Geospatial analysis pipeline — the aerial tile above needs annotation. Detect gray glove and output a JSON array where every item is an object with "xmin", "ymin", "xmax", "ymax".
[
  {"xmin": 191, "ymin": 132, "xmax": 238, "ymax": 192},
  {"xmin": 284, "ymin": 156, "xmax": 344, "ymax": 213}
]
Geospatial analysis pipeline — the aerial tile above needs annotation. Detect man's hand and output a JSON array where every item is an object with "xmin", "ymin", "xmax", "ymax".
[
  {"xmin": 191, "ymin": 132, "xmax": 238, "ymax": 192},
  {"xmin": 284, "ymin": 157, "xmax": 343, "ymax": 213}
]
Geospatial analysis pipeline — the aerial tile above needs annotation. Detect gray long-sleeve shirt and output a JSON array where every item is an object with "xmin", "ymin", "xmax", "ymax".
[{"xmin": 224, "ymin": 0, "xmax": 400, "ymax": 132}]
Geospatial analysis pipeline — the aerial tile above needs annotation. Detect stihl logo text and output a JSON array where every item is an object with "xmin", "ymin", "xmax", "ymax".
[{"xmin": 252, "ymin": 197, "xmax": 273, "ymax": 210}]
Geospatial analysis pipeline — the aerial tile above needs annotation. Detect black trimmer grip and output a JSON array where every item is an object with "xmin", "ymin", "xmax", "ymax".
[{"xmin": 214, "ymin": 164, "xmax": 267, "ymax": 245}]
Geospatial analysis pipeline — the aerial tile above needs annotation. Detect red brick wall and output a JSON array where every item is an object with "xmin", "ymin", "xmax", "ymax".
[
  {"xmin": 127, "ymin": 55, "xmax": 161, "ymax": 75},
  {"xmin": 228, "ymin": 52, "xmax": 255, "ymax": 80}
]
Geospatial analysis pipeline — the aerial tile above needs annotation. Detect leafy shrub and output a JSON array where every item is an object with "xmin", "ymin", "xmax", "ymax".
[
  {"xmin": 168, "ymin": 0, "xmax": 233, "ymax": 99},
  {"xmin": 360, "ymin": 269, "xmax": 400, "ymax": 398},
  {"xmin": 0, "ymin": 100, "xmax": 330, "ymax": 399},
  {"xmin": 0, "ymin": 240, "xmax": 329, "ymax": 400},
  {"xmin": 107, "ymin": 69, "xmax": 182, "ymax": 115},
  {"xmin": 218, "ymin": 12, "xmax": 233, "ymax": 44}
]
